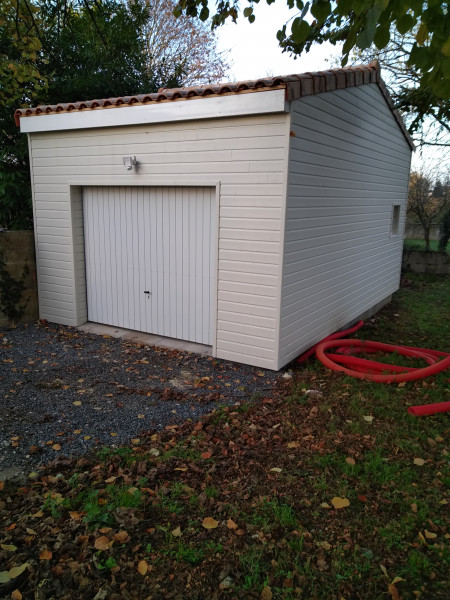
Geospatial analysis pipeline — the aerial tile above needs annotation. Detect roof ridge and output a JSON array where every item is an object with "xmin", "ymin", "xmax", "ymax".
[{"xmin": 14, "ymin": 61, "xmax": 413, "ymax": 150}]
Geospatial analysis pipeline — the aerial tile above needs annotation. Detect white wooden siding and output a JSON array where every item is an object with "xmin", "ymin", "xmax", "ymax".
[
  {"xmin": 29, "ymin": 114, "xmax": 289, "ymax": 370},
  {"xmin": 278, "ymin": 83, "xmax": 411, "ymax": 368},
  {"xmin": 83, "ymin": 186, "xmax": 215, "ymax": 345}
]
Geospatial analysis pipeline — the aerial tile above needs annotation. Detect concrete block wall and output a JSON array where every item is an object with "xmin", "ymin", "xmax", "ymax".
[
  {"xmin": 402, "ymin": 249, "xmax": 450, "ymax": 275},
  {"xmin": 0, "ymin": 231, "xmax": 39, "ymax": 326}
]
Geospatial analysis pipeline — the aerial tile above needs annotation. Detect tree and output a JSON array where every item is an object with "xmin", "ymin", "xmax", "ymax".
[
  {"xmin": 408, "ymin": 172, "xmax": 450, "ymax": 251},
  {"xmin": 0, "ymin": 1, "xmax": 184, "ymax": 230},
  {"xmin": 352, "ymin": 30, "xmax": 449, "ymax": 150},
  {"xmin": 144, "ymin": 0, "xmax": 228, "ymax": 86},
  {"xmin": 174, "ymin": 1, "xmax": 450, "ymax": 100},
  {"xmin": 0, "ymin": 0, "xmax": 46, "ymax": 229},
  {"xmin": 438, "ymin": 208, "xmax": 450, "ymax": 251}
]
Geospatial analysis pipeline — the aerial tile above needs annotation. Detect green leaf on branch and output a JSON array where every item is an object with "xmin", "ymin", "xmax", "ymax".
[
  {"xmin": 396, "ymin": 13, "xmax": 416, "ymax": 35},
  {"xmin": 356, "ymin": 27, "xmax": 375, "ymax": 50},
  {"xmin": 374, "ymin": 24, "xmax": 390, "ymax": 49},
  {"xmin": 408, "ymin": 44, "xmax": 432, "ymax": 70},
  {"xmin": 291, "ymin": 18, "xmax": 310, "ymax": 44},
  {"xmin": 415, "ymin": 22, "xmax": 428, "ymax": 46},
  {"xmin": 351, "ymin": 0, "xmax": 369, "ymax": 17},
  {"xmin": 311, "ymin": 1, "xmax": 331, "ymax": 24}
]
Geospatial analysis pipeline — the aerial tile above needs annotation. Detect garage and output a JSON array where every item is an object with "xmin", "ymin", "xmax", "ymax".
[
  {"xmin": 83, "ymin": 186, "xmax": 216, "ymax": 345},
  {"xmin": 17, "ymin": 61, "xmax": 413, "ymax": 370}
]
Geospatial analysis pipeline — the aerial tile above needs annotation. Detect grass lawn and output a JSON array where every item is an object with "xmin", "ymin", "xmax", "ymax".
[
  {"xmin": 404, "ymin": 238, "xmax": 450, "ymax": 253},
  {"xmin": 1, "ymin": 273, "xmax": 449, "ymax": 599}
]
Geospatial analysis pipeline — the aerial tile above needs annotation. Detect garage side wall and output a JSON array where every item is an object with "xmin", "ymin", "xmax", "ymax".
[
  {"xmin": 278, "ymin": 83, "xmax": 411, "ymax": 369},
  {"xmin": 28, "ymin": 113, "xmax": 290, "ymax": 370}
]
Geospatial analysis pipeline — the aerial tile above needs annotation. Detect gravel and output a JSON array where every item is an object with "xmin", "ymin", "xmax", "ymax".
[{"xmin": 0, "ymin": 322, "xmax": 282, "ymax": 480}]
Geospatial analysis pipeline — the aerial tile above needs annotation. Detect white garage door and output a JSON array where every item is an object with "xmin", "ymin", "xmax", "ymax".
[{"xmin": 83, "ymin": 186, "xmax": 216, "ymax": 345}]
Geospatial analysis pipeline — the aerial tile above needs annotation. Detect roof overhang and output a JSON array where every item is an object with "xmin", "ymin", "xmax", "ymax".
[{"xmin": 19, "ymin": 88, "xmax": 288, "ymax": 134}]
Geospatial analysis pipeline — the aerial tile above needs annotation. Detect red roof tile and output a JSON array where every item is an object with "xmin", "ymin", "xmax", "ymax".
[{"xmin": 14, "ymin": 61, "xmax": 413, "ymax": 149}]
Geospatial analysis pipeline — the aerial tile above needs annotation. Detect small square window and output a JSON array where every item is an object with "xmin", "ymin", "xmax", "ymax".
[{"xmin": 391, "ymin": 204, "xmax": 401, "ymax": 236}]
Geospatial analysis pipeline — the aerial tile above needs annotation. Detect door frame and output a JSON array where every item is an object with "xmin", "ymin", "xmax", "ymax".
[{"xmin": 69, "ymin": 181, "xmax": 221, "ymax": 355}]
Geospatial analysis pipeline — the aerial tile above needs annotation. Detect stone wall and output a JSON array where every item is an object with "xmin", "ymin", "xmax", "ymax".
[
  {"xmin": 0, "ymin": 231, "xmax": 39, "ymax": 326},
  {"xmin": 404, "ymin": 222, "xmax": 440, "ymax": 240},
  {"xmin": 402, "ymin": 249, "xmax": 450, "ymax": 275}
]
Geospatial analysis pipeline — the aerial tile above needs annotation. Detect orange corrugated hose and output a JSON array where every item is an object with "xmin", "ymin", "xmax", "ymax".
[{"xmin": 296, "ymin": 322, "xmax": 450, "ymax": 416}]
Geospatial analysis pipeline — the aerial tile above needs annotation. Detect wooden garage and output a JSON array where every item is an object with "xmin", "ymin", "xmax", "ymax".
[{"xmin": 16, "ymin": 61, "xmax": 413, "ymax": 370}]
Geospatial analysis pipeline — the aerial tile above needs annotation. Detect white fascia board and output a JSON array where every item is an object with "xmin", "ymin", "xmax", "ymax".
[{"xmin": 20, "ymin": 89, "xmax": 288, "ymax": 133}]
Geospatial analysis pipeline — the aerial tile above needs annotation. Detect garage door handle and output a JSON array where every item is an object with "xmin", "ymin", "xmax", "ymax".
[{"xmin": 144, "ymin": 290, "xmax": 151, "ymax": 295}]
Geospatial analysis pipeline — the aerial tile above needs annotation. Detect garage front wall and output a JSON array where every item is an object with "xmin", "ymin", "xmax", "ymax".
[{"xmin": 29, "ymin": 113, "xmax": 291, "ymax": 370}]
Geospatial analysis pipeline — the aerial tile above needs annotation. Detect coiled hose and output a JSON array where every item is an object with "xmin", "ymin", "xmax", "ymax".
[{"xmin": 296, "ymin": 322, "xmax": 450, "ymax": 416}]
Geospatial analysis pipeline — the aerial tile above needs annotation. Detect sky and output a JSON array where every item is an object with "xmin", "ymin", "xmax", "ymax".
[
  {"xmin": 212, "ymin": 3, "xmax": 448, "ymax": 175},
  {"xmin": 215, "ymin": 3, "xmax": 337, "ymax": 81}
]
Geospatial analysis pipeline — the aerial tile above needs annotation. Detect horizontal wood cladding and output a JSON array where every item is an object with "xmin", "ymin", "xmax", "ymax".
[
  {"xmin": 278, "ymin": 84, "xmax": 411, "ymax": 369},
  {"xmin": 30, "ymin": 113, "xmax": 289, "ymax": 369}
]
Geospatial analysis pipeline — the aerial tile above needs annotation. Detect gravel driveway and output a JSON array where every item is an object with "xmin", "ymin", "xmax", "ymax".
[{"xmin": 0, "ymin": 322, "xmax": 282, "ymax": 480}]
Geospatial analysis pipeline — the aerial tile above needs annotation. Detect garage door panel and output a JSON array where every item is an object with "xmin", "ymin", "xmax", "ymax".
[{"xmin": 83, "ymin": 186, "xmax": 215, "ymax": 344}]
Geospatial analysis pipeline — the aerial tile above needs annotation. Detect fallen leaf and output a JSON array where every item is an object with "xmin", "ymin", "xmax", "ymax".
[
  {"xmin": 270, "ymin": 467, "xmax": 282, "ymax": 473},
  {"xmin": 411, "ymin": 503, "xmax": 417, "ymax": 513},
  {"xmin": 83, "ymin": 436, "xmax": 91, "ymax": 440},
  {"xmin": 391, "ymin": 577, "xmax": 405, "ymax": 584},
  {"xmin": 331, "ymin": 497, "xmax": 350, "ymax": 509},
  {"xmin": 387, "ymin": 583, "xmax": 401, "ymax": 600},
  {"xmin": 287, "ymin": 441, "xmax": 300, "ymax": 448},
  {"xmin": 11, "ymin": 590, "xmax": 22, "ymax": 600},
  {"xmin": 113, "ymin": 531, "xmax": 129, "ymax": 543},
  {"xmin": 73, "ymin": 401, "xmax": 82, "ymax": 406},
  {"xmin": 260, "ymin": 586, "xmax": 273, "ymax": 600},
  {"xmin": 202, "ymin": 517, "xmax": 219, "ymax": 529},
  {"xmin": 28, "ymin": 472, "xmax": 38, "ymax": 479},
  {"xmin": 318, "ymin": 541, "xmax": 331, "ymax": 550},
  {"xmin": 174, "ymin": 467, "xmax": 187, "ymax": 472},
  {"xmin": 131, "ymin": 438, "xmax": 140, "ymax": 444},
  {"xmin": 138, "ymin": 414, "xmax": 145, "ymax": 419},
  {"xmin": 345, "ymin": 457, "xmax": 356, "ymax": 465},
  {"xmin": 39, "ymin": 550, "xmax": 52, "ymax": 560},
  {"xmin": 31, "ymin": 510, "xmax": 44, "ymax": 518},
  {"xmin": 7, "ymin": 564, "xmax": 29, "ymax": 579},
  {"xmin": 110, "ymin": 432, "xmax": 117, "ymax": 437},
  {"xmin": 439, "ymin": 499, "xmax": 448, "ymax": 505},
  {"xmin": 104, "ymin": 476, "xmax": 117, "ymax": 484},
  {"xmin": 363, "ymin": 415, "xmax": 374, "ymax": 422},
  {"xmin": 424, "ymin": 530, "xmax": 437, "ymax": 539},
  {"xmin": 227, "ymin": 518, "xmax": 238, "ymax": 530},
  {"xmin": 380, "ymin": 563, "xmax": 389, "ymax": 578},
  {"xmin": 413, "ymin": 458, "xmax": 425, "ymax": 466},
  {"xmin": 321, "ymin": 502, "xmax": 331, "ymax": 509},
  {"xmin": 1, "ymin": 544, "xmax": 17, "ymax": 552},
  {"xmin": 0, "ymin": 572, "xmax": 10, "ymax": 584},
  {"xmin": 137, "ymin": 560, "xmax": 148, "ymax": 576},
  {"xmin": 171, "ymin": 526, "xmax": 182, "ymax": 537},
  {"xmin": 26, "ymin": 528, "xmax": 37, "ymax": 535},
  {"xmin": 317, "ymin": 557, "xmax": 328, "ymax": 571},
  {"xmin": 94, "ymin": 536, "xmax": 111, "ymax": 551},
  {"xmin": 69, "ymin": 511, "xmax": 83, "ymax": 520},
  {"xmin": 201, "ymin": 451, "xmax": 212, "ymax": 459},
  {"xmin": 74, "ymin": 430, "xmax": 81, "ymax": 434},
  {"xmin": 52, "ymin": 444, "xmax": 61, "ymax": 451}
]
